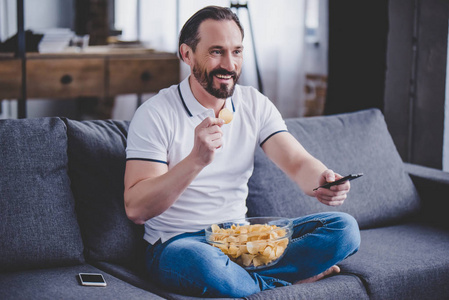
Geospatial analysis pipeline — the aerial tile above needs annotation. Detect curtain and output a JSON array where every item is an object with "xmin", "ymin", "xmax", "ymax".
[
  {"xmin": 325, "ymin": 0, "xmax": 387, "ymax": 116},
  {"xmin": 114, "ymin": 0, "xmax": 326, "ymax": 119}
]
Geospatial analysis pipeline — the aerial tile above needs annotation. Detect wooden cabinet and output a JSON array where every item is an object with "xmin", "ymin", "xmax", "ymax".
[
  {"xmin": 0, "ymin": 47, "xmax": 180, "ymax": 117},
  {"xmin": 27, "ymin": 58, "xmax": 105, "ymax": 98},
  {"xmin": 0, "ymin": 59, "xmax": 23, "ymax": 99},
  {"xmin": 108, "ymin": 55, "xmax": 180, "ymax": 96}
]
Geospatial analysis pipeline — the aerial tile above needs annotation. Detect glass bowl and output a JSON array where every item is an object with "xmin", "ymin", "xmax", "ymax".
[{"xmin": 205, "ymin": 216, "xmax": 293, "ymax": 270}]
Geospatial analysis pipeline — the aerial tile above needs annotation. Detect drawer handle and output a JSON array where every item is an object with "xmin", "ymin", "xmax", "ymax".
[
  {"xmin": 60, "ymin": 74, "xmax": 73, "ymax": 85},
  {"xmin": 140, "ymin": 71, "xmax": 152, "ymax": 82}
]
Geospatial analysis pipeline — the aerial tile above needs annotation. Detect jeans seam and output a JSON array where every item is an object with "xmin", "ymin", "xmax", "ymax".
[
  {"xmin": 264, "ymin": 277, "xmax": 290, "ymax": 285},
  {"xmin": 291, "ymin": 218, "xmax": 327, "ymax": 244}
]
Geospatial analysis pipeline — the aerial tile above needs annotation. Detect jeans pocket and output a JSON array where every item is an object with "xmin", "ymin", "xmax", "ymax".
[{"xmin": 255, "ymin": 273, "xmax": 291, "ymax": 290}]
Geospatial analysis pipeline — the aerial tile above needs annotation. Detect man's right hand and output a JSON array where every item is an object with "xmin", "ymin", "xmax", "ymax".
[{"xmin": 191, "ymin": 117, "xmax": 224, "ymax": 167}]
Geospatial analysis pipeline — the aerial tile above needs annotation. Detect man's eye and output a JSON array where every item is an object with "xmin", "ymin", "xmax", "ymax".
[{"xmin": 211, "ymin": 50, "xmax": 221, "ymax": 55}]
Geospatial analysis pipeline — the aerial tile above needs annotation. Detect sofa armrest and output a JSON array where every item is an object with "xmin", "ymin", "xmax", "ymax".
[{"xmin": 404, "ymin": 162, "xmax": 449, "ymax": 227}]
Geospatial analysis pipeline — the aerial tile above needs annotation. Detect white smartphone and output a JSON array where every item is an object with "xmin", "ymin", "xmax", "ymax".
[{"xmin": 79, "ymin": 273, "xmax": 107, "ymax": 287}]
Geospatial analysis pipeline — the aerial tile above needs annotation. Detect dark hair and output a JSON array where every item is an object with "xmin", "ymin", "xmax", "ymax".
[{"xmin": 178, "ymin": 6, "xmax": 244, "ymax": 61}]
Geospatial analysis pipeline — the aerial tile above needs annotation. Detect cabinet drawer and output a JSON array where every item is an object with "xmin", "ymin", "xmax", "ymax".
[
  {"xmin": 0, "ymin": 59, "xmax": 22, "ymax": 99},
  {"xmin": 27, "ymin": 58, "xmax": 105, "ymax": 98},
  {"xmin": 108, "ymin": 57, "xmax": 179, "ymax": 96}
]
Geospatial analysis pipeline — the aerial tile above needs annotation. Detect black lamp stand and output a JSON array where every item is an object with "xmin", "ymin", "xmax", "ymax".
[{"xmin": 230, "ymin": 2, "xmax": 263, "ymax": 94}]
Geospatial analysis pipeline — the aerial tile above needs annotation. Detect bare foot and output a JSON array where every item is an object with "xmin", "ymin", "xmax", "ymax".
[{"xmin": 294, "ymin": 265, "xmax": 341, "ymax": 284}]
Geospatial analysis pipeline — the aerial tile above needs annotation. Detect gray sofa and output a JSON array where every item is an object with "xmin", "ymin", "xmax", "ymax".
[{"xmin": 1, "ymin": 108, "xmax": 449, "ymax": 300}]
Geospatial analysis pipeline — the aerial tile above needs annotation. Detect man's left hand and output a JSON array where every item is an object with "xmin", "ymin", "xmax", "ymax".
[{"xmin": 313, "ymin": 170, "xmax": 350, "ymax": 206}]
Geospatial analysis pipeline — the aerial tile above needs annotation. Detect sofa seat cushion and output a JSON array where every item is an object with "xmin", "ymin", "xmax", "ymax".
[
  {"xmin": 64, "ymin": 119, "xmax": 146, "ymax": 268},
  {"xmin": 94, "ymin": 262, "xmax": 369, "ymax": 300},
  {"xmin": 245, "ymin": 274, "xmax": 368, "ymax": 300},
  {"xmin": 247, "ymin": 109, "xmax": 421, "ymax": 229},
  {"xmin": 0, "ymin": 118, "xmax": 84, "ymax": 271},
  {"xmin": 92, "ymin": 261, "xmax": 220, "ymax": 300},
  {"xmin": 94, "ymin": 262, "xmax": 367, "ymax": 300},
  {"xmin": 0, "ymin": 264, "xmax": 164, "ymax": 299},
  {"xmin": 340, "ymin": 223, "xmax": 449, "ymax": 300}
]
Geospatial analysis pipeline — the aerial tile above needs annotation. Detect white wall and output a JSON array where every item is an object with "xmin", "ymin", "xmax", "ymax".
[
  {"xmin": 0, "ymin": 0, "xmax": 73, "ymax": 40},
  {"xmin": 26, "ymin": 0, "xmax": 73, "ymax": 31}
]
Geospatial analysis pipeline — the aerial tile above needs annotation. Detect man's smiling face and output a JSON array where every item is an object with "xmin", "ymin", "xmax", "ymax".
[{"xmin": 191, "ymin": 19, "xmax": 244, "ymax": 99}]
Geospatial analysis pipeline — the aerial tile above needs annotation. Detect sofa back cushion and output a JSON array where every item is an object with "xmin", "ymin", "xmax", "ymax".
[
  {"xmin": 65, "ymin": 119, "xmax": 146, "ymax": 269},
  {"xmin": 0, "ymin": 118, "xmax": 84, "ymax": 271},
  {"xmin": 247, "ymin": 109, "xmax": 421, "ymax": 229}
]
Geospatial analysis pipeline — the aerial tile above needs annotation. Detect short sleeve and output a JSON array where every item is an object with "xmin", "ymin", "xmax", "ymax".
[
  {"xmin": 126, "ymin": 102, "xmax": 169, "ymax": 164},
  {"xmin": 257, "ymin": 96, "xmax": 288, "ymax": 146}
]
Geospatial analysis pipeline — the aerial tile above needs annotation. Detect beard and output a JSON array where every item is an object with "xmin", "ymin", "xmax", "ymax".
[{"xmin": 192, "ymin": 64, "xmax": 240, "ymax": 99}]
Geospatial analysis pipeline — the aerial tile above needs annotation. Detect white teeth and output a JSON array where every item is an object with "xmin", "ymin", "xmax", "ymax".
[{"xmin": 216, "ymin": 74, "xmax": 232, "ymax": 79}]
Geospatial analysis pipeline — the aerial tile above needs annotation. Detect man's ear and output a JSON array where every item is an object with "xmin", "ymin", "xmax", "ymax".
[{"xmin": 180, "ymin": 43, "xmax": 193, "ymax": 66}]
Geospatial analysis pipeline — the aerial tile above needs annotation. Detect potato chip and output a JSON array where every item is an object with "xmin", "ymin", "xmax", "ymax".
[
  {"xmin": 211, "ymin": 224, "xmax": 220, "ymax": 233},
  {"xmin": 252, "ymin": 255, "xmax": 269, "ymax": 267},
  {"xmin": 219, "ymin": 107, "xmax": 233, "ymax": 124},
  {"xmin": 238, "ymin": 234, "xmax": 248, "ymax": 243},
  {"xmin": 228, "ymin": 245, "xmax": 239, "ymax": 256},
  {"xmin": 274, "ymin": 244, "xmax": 285, "ymax": 258},
  {"xmin": 262, "ymin": 245, "xmax": 276, "ymax": 260},
  {"xmin": 241, "ymin": 253, "xmax": 255, "ymax": 267},
  {"xmin": 246, "ymin": 241, "xmax": 260, "ymax": 255},
  {"xmin": 209, "ymin": 222, "xmax": 289, "ymax": 268}
]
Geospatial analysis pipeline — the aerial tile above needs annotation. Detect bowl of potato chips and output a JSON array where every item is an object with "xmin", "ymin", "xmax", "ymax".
[{"xmin": 205, "ymin": 217, "xmax": 293, "ymax": 270}]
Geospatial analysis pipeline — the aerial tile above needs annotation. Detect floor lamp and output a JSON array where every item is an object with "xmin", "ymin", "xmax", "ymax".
[{"xmin": 230, "ymin": 2, "xmax": 264, "ymax": 94}]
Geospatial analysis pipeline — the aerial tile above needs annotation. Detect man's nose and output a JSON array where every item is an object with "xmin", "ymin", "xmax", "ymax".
[{"xmin": 220, "ymin": 52, "xmax": 236, "ymax": 71}]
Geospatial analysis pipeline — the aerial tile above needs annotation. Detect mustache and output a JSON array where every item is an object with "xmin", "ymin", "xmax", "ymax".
[{"xmin": 209, "ymin": 68, "xmax": 237, "ymax": 78}]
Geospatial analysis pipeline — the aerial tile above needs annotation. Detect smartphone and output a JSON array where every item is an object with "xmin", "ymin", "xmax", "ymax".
[
  {"xmin": 79, "ymin": 273, "xmax": 107, "ymax": 287},
  {"xmin": 313, "ymin": 173, "xmax": 363, "ymax": 191}
]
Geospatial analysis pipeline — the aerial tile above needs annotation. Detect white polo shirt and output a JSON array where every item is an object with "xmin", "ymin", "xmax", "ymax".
[{"xmin": 126, "ymin": 76, "xmax": 287, "ymax": 244}]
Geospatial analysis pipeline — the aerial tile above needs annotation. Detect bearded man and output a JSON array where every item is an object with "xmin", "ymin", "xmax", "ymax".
[{"xmin": 124, "ymin": 5, "xmax": 360, "ymax": 298}]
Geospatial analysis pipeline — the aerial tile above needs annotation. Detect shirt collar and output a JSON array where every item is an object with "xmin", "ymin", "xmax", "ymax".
[{"xmin": 178, "ymin": 76, "xmax": 235, "ymax": 118}]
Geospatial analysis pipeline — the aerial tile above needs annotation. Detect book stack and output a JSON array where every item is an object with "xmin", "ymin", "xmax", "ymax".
[{"xmin": 37, "ymin": 28, "xmax": 74, "ymax": 53}]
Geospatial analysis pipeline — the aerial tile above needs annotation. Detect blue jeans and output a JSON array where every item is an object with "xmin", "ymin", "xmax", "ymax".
[{"xmin": 145, "ymin": 212, "xmax": 360, "ymax": 298}]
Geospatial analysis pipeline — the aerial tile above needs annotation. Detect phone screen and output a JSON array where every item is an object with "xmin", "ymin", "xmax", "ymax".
[{"xmin": 79, "ymin": 273, "xmax": 107, "ymax": 287}]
